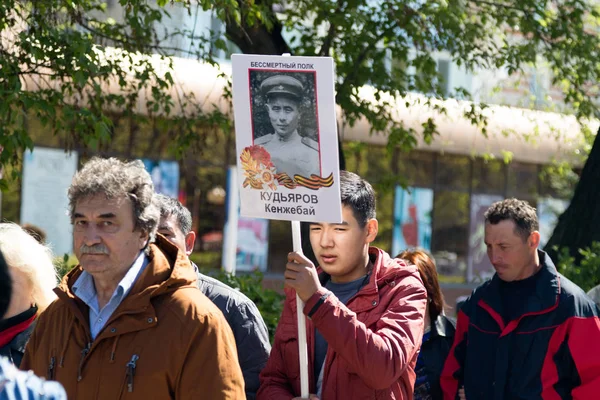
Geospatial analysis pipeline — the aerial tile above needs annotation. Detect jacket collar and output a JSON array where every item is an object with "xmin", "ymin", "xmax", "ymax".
[
  {"xmin": 55, "ymin": 235, "xmax": 197, "ymax": 335},
  {"xmin": 431, "ymin": 314, "xmax": 453, "ymax": 338},
  {"xmin": 482, "ymin": 249, "xmax": 560, "ymax": 315},
  {"xmin": 317, "ymin": 247, "xmax": 421, "ymax": 313}
]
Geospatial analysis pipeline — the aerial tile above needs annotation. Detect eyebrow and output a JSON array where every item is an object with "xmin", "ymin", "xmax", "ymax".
[
  {"xmin": 309, "ymin": 221, "xmax": 349, "ymax": 227},
  {"xmin": 332, "ymin": 221, "xmax": 350, "ymax": 226},
  {"xmin": 98, "ymin": 213, "xmax": 117, "ymax": 219},
  {"xmin": 73, "ymin": 212, "xmax": 117, "ymax": 219},
  {"xmin": 158, "ymin": 225, "xmax": 173, "ymax": 232}
]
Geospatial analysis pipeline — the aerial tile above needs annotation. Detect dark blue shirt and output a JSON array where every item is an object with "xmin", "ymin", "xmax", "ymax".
[
  {"xmin": 414, "ymin": 330, "xmax": 432, "ymax": 400},
  {"xmin": 313, "ymin": 274, "xmax": 370, "ymax": 382}
]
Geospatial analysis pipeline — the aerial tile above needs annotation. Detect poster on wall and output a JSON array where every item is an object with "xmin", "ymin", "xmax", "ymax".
[
  {"xmin": 392, "ymin": 186, "xmax": 433, "ymax": 257},
  {"xmin": 231, "ymin": 54, "xmax": 341, "ymax": 223},
  {"xmin": 467, "ymin": 194, "xmax": 503, "ymax": 282},
  {"xmin": 142, "ymin": 159, "xmax": 179, "ymax": 199},
  {"xmin": 222, "ymin": 166, "xmax": 269, "ymax": 272},
  {"xmin": 538, "ymin": 198, "xmax": 569, "ymax": 248},
  {"xmin": 20, "ymin": 147, "xmax": 78, "ymax": 256}
]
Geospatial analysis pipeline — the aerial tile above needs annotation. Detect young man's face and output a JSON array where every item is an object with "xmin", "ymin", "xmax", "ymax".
[
  {"xmin": 484, "ymin": 219, "xmax": 540, "ymax": 282},
  {"xmin": 309, "ymin": 205, "xmax": 378, "ymax": 283},
  {"xmin": 158, "ymin": 214, "xmax": 195, "ymax": 256},
  {"xmin": 73, "ymin": 195, "xmax": 148, "ymax": 278},
  {"xmin": 266, "ymin": 96, "xmax": 300, "ymax": 139}
]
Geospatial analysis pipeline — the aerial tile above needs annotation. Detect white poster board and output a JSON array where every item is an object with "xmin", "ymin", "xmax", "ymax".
[
  {"xmin": 231, "ymin": 54, "xmax": 342, "ymax": 223},
  {"xmin": 20, "ymin": 147, "xmax": 78, "ymax": 256}
]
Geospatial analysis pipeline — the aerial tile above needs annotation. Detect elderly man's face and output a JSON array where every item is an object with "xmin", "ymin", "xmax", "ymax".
[
  {"xmin": 266, "ymin": 96, "xmax": 300, "ymax": 139},
  {"xmin": 73, "ymin": 195, "xmax": 148, "ymax": 279}
]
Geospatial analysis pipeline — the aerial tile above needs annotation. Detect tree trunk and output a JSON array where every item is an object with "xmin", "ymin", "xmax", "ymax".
[
  {"xmin": 544, "ymin": 128, "xmax": 600, "ymax": 263},
  {"xmin": 225, "ymin": 15, "xmax": 290, "ymax": 56}
]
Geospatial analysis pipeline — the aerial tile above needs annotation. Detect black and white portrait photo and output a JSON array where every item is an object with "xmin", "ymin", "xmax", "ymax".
[
  {"xmin": 232, "ymin": 54, "xmax": 341, "ymax": 222},
  {"xmin": 250, "ymin": 71, "xmax": 321, "ymax": 179}
]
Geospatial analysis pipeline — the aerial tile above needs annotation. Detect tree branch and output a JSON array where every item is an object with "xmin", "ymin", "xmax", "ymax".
[
  {"xmin": 317, "ymin": 0, "xmax": 346, "ymax": 57},
  {"xmin": 467, "ymin": 0, "xmax": 533, "ymax": 12},
  {"xmin": 224, "ymin": 0, "xmax": 290, "ymax": 55}
]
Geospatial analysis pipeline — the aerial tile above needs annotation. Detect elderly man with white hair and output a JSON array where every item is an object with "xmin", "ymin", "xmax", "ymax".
[{"xmin": 0, "ymin": 223, "xmax": 58, "ymax": 367}]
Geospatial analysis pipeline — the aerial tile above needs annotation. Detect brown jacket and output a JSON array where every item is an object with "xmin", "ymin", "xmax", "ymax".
[{"xmin": 21, "ymin": 236, "xmax": 245, "ymax": 399}]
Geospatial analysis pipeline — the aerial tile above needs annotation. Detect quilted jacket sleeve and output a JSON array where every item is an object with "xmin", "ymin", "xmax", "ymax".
[{"xmin": 303, "ymin": 276, "xmax": 427, "ymax": 390}]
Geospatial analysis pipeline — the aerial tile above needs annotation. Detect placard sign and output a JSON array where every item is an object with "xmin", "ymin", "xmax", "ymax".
[{"xmin": 232, "ymin": 54, "xmax": 341, "ymax": 223}]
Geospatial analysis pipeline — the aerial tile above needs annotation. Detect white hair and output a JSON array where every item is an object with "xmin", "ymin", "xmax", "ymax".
[{"xmin": 0, "ymin": 223, "xmax": 58, "ymax": 312}]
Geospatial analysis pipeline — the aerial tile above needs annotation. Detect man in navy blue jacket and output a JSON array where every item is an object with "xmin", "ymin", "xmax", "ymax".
[
  {"xmin": 441, "ymin": 198, "xmax": 600, "ymax": 400},
  {"xmin": 0, "ymin": 251, "xmax": 66, "ymax": 400}
]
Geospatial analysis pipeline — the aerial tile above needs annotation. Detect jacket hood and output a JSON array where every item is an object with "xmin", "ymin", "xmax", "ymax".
[
  {"xmin": 57, "ymin": 234, "xmax": 197, "ymax": 306},
  {"xmin": 316, "ymin": 247, "xmax": 422, "ymax": 300},
  {"xmin": 370, "ymin": 247, "xmax": 422, "ymax": 286}
]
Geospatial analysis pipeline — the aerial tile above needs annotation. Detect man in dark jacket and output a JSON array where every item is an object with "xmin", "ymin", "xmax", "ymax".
[
  {"xmin": 155, "ymin": 194, "xmax": 271, "ymax": 400},
  {"xmin": 441, "ymin": 198, "xmax": 600, "ymax": 400},
  {"xmin": 0, "ymin": 251, "xmax": 67, "ymax": 400},
  {"xmin": 258, "ymin": 171, "xmax": 427, "ymax": 400}
]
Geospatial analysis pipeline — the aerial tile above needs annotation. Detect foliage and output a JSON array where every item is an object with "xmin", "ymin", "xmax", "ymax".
[
  {"xmin": 0, "ymin": 0, "xmax": 230, "ymax": 185},
  {"xmin": 554, "ymin": 242, "xmax": 600, "ymax": 293},
  {"xmin": 539, "ymin": 125, "xmax": 596, "ymax": 200},
  {"xmin": 201, "ymin": 268, "xmax": 285, "ymax": 341},
  {"xmin": 215, "ymin": 0, "xmax": 600, "ymax": 148},
  {"xmin": 2, "ymin": 0, "xmax": 600, "ymax": 183},
  {"xmin": 189, "ymin": 250, "xmax": 222, "ymax": 270},
  {"xmin": 54, "ymin": 253, "xmax": 79, "ymax": 281}
]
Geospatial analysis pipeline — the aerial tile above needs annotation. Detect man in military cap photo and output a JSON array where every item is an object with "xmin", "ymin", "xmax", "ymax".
[{"xmin": 254, "ymin": 74, "xmax": 320, "ymax": 179}]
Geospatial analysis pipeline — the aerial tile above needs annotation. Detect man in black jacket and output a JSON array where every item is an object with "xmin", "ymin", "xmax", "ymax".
[
  {"xmin": 441, "ymin": 198, "xmax": 600, "ymax": 400},
  {"xmin": 155, "ymin": 194, "xmax": 271, "ymax": 400}
]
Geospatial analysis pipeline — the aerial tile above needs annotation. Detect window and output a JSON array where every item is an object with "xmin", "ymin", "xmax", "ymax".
[
  {"xmin": 508, "ymin": 162, "xmax": 539, "ymax": 198},
  {"xmin": 435, "ymin": 154, "xmax": 470, "ymax": 191},
  {"xmin": 399, "ymin": 151, "xmax": 435, "ymax": 188},
  {"xmin": 472, "ymin": 158, "xmax": 506, "ymax": 195},
  {"xmin": 431, "ymin": 191, "xmax": 469, "ymax": 283},
  {"xmin": 438, "ymin": 59, "xmax": 451, "ymax": 96}
]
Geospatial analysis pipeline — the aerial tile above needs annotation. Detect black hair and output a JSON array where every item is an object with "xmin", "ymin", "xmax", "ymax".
[
  {"xmin": 484, "ymin": 198, "xmax": 539, "ymax": 241},
  {"xmin": 155, "ymin": 194, "xmax": 192, "ymax": 235},
  {"xmin": 339, "ymin": 170, "xmax": 376, "ymax": 227}
]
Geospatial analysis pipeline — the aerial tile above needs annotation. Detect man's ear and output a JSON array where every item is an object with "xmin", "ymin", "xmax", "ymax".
[
  {"xmin": 365, "ymin": 219, "xmax": 378, "ymax": 244},
  {"xmin": 184, "ymin": 231, "xmax": 196, "ymax": 256},
  {"xmin": 138, "ymin": 230, "xmax": 150, "ymax": 250},
  {"xmin": 529, "ymin": 231, "xmax": 541, "ymax": 249}
]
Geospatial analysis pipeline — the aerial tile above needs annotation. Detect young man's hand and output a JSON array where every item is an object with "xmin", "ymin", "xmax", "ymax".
[
  {"xmin": 459, "ymin": 387, "xmax": 466, "ymax": 400},
  {"xmin": 285, "ymin": 252, "xmax": 322, "ymax": 302}
]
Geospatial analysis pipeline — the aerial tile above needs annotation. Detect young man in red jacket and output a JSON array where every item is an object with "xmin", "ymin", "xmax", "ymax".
[{"xmin": 258, "ymin": 171, "xmax": 427, "ymax": 400}]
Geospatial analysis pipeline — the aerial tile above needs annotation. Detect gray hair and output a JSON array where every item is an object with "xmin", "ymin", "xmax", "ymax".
[
  {"xmin": 68, "ymin": 157, "xmax": 159, "ymax": 241},
  {"xmin": 0, "ymin": 223, "xmax": 57, "ymax": 313},
  {"xmin": 155, "ymin": 194, "xmax": 192, "ymax": 235}
]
